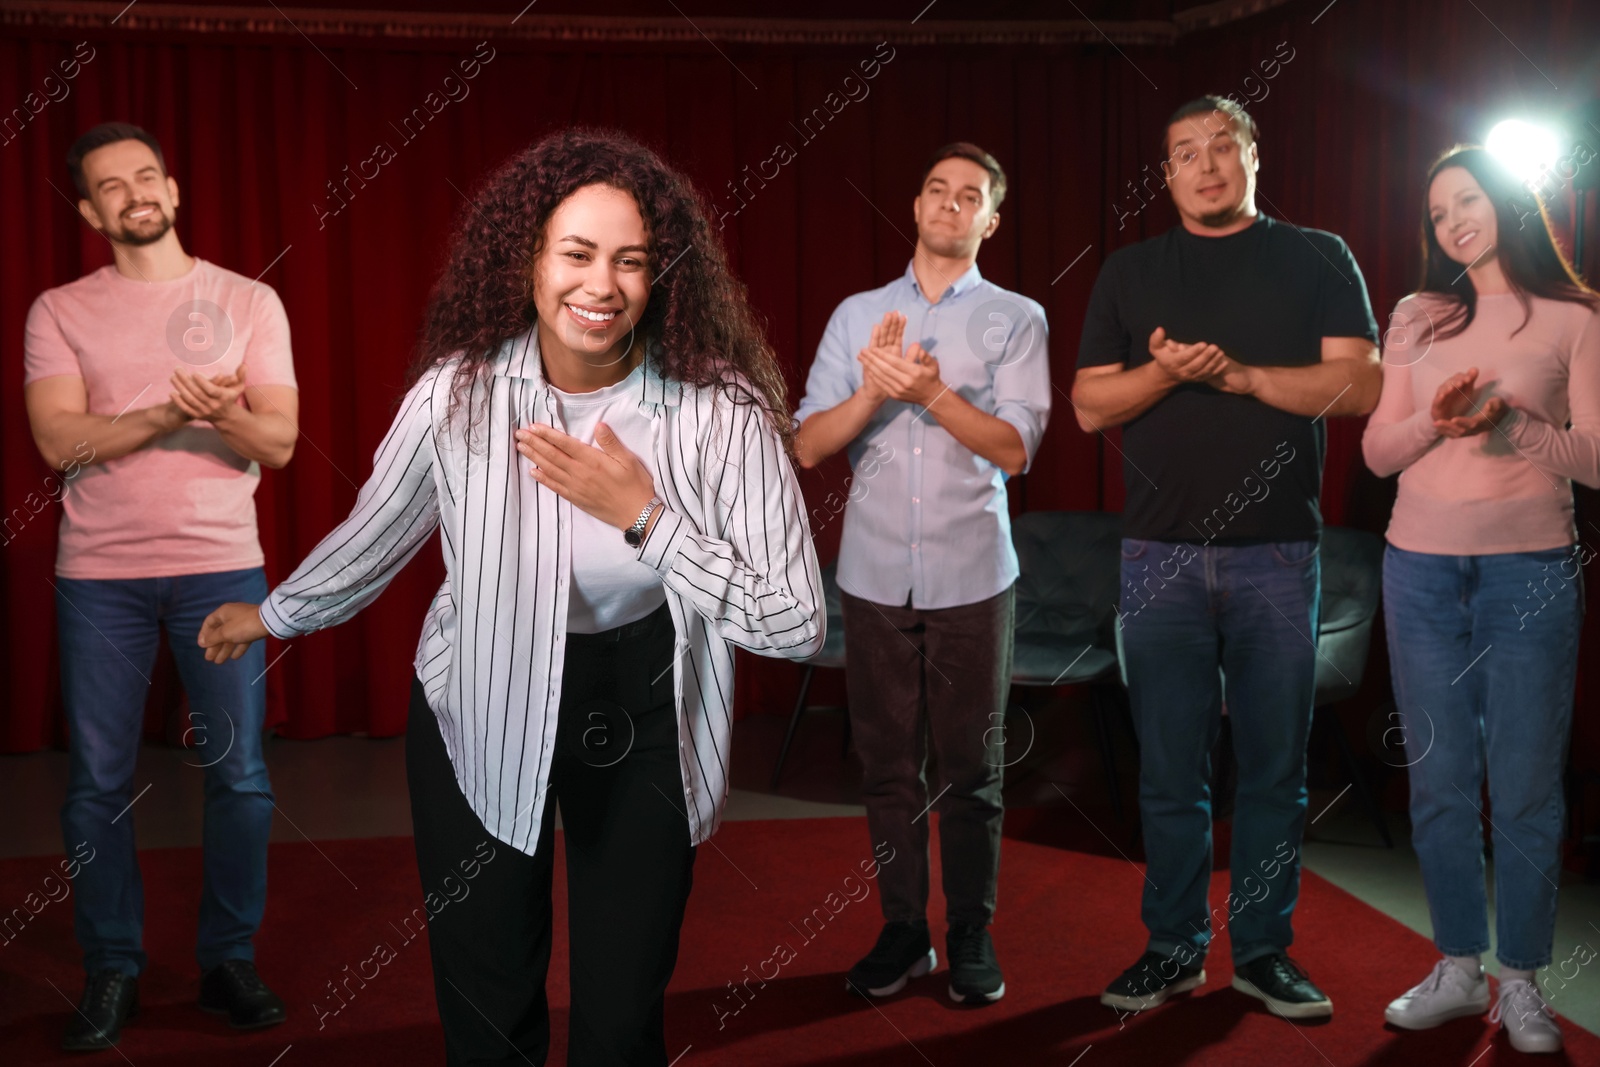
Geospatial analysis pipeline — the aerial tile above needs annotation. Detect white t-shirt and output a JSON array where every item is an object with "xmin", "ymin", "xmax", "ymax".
[{"xmin": 549, "ymin": 363, "xmax": 668, "ymax": 633}]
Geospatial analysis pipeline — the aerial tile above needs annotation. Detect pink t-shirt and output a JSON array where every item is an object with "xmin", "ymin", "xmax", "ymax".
[
  {"xmin": 23, "ymin": 258, "xmax": 297, "ymax": 579},
  {"xmin": 1362, "ymin": 291, "xmax": 1600, "ymax": 555}
]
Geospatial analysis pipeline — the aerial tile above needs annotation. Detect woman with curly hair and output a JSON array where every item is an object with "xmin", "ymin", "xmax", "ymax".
[
  {"xmin": 199, "ymin": 127, "xmax": 823, "ymax": 1064},
  {"xmin": 1364, "ymin": 145, "xmax": 1600, "ymax": 1054}
]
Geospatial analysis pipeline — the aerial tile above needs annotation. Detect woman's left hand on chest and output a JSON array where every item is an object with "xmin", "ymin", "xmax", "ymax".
[{"xmin": 515, "ymin": 421, "xmax": 657, "ymax": 530}]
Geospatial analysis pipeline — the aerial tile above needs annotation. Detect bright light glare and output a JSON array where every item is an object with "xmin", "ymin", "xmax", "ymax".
[{"xmin": 1486, "ymin": 119, "xmax": 1562, "ymax": 185}]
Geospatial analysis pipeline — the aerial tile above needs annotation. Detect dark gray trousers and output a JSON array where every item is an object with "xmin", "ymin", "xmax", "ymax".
[{"xmin": 840, "ymin": 584, "xmax": 1014, "ymax": 927}]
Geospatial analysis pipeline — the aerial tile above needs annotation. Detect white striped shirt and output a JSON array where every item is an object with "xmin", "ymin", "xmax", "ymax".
[{"xmin": 259, "ymin": 328, "xmax": 824, "ymax": 855}]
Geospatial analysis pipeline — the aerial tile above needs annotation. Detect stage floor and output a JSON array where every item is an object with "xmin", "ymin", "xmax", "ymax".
[{"xmin": 4, "ymin": 703, "xmax": 1599, "ymax": 1061}]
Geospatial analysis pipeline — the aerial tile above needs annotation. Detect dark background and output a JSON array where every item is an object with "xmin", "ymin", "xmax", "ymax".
[{"xmin": 3, "ymin": 0, "xmax": 1598, "ymax": 857}]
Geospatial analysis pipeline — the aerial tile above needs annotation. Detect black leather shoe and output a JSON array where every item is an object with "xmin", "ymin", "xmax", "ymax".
[
  {"xmin": 1232, "ymin": 952, "xmax": 1333, "ymax": 1019},
  {"xmin": 62, "ymin": 969, "xmax": 139, "ymax": 1051},
  {"xmin": 1102, "ymin": 949, "xmax": 1206, "ymax": 1012},
  {"xmin": 199, "ymin": 959, "xmax": 287, "ymax": 1029}
]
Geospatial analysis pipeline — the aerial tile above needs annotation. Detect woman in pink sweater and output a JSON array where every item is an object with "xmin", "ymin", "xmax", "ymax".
[{"xmin": 1363, "ymin": 145, "xmax": 1599, "ymax": 1054}]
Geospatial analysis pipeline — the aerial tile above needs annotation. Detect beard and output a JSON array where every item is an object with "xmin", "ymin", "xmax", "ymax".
[
  {"xmin": 1193, "ymin": 178, "xmax": 1254, "ymax": 230},
  {"xmin": 1195, "ymin": 197, "xmax": 1252, "ymax": 228},
  {"xmin": 111, "ymin": 204, "xmax": 175, "ymax": 246},
  {"xmin": 1197, "ymin": 207, "xmax": 1243, "ymax": 228}
]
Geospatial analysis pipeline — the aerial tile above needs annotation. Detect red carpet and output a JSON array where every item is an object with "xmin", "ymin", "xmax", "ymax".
[{"xmin": 2, "ymin": 816, "xmax": 1597, "ymax": 1066}]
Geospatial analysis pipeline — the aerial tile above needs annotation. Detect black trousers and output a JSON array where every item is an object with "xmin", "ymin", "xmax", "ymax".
[
  {"xmin": 406, "ymin": 602, "xmax": 697, "ymax": 1066},
  {"xmin": 839, "ymin": 585, "xmax": 1014, "ymax": 928}
]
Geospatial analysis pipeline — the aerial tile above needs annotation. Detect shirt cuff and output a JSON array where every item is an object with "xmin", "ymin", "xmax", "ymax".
[
  {"xmin": 258, "ymin": 591, "xmax": 306, "ymax": 640},
  {"xmin": 636, "ymin": 506, "xmax": 689, "ymax": 575},
  {"xmin": 993, "ymin": 406, "xmax": 1042, "ymax": 474},
  {"xmin": 793, "ymin": 395, "xmax": 841, "ymax": 430}
]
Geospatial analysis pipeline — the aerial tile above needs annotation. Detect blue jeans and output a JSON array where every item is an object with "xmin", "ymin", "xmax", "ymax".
[
  {"xmin": 1116, "ymin": 538, "xmax": 1320, "ymax": 966},
  {"xmin": 55, "ymin": 567, "xmax": 273, "ymax": 977},
  {"xmin": 1383, "ymin": 544, "xmax": 1582, "ymax": 970}
]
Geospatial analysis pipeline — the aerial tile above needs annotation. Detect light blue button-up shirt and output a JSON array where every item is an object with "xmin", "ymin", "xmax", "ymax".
[{"xmin": 795, "ymin": 260, "xmax": 1050, "ymax": 609}]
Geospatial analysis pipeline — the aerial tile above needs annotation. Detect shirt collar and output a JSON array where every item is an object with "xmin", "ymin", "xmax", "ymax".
[
  {"xmin": 902, "ymin": 258, "xmax": 983, "ymax": 304},
  {"xmin": 490, "ymin": 326, "xmax": 681, "ymax": 413}
]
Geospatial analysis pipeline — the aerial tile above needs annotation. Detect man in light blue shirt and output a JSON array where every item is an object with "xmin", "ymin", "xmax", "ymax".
[{"xmin": 794, "ymin": 142, "xmax": 1049, "ymax": 1006}]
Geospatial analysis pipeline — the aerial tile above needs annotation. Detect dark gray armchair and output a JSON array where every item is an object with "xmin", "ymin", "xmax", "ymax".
[
  {"xmin": 1312, "ymin": 526, "xmax": 1393, "ymax": 847},
  {"xmin": 1008, "ymin": 511, "xmax": 1128, "ymax": 816},
  {"xmin": 771, "ymin": 561, "xmax": 847, "ymax": 788}
]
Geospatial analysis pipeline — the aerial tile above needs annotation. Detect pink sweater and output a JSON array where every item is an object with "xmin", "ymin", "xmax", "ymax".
[{"xmin": 1362, "ymin": 291, "xmax": 1600, "ymax": 555}]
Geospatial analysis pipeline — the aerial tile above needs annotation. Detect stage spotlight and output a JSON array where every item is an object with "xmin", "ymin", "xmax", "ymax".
[{"xmin": 1486, "ymin": 119, "xmax": 1563, "ymax": 186}]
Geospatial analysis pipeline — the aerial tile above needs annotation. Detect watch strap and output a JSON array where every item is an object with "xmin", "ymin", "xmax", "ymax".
[{"xmin": 625, "ymin": 497, "xmax": 664, "ymax": 546}]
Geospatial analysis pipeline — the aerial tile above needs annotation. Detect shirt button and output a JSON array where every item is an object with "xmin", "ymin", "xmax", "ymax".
[
  {"xmin": 912, "ymin": 497, "xmax": 920, "ymax": 504},
  {"xmin": 911, "ymin": 543, "xmax": 919, "ymax": 550},
  {"xmin": 913, "ymin": 447, "xmax": 922, "ymax": 455}
]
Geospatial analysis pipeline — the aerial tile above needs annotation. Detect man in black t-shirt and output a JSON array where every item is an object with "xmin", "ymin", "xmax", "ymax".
[{"xmin": 1073, "ymin": 96, "xmax": 1379, "ymax": 1023}]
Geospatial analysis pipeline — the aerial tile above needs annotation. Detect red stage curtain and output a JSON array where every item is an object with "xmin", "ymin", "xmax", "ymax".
[{"xmin": 2, "ymin": 1, "xmax": 1597, "ymax": 798}]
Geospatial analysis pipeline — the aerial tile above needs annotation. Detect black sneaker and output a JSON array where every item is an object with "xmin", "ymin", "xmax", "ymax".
[
  {"xmin": 1232, "ymin": 953, "xmax": 1333, "ymax": 1019},
  {"xmin": 1101, "ymin": 950, "xmax": 1206, "ymax": 1012},
  {"xmin": 62, "ymin": 969, "xmax": 139, "ymax": 1051},
  {"xmin": 846, "ymin": 920, "xmax": 936, "ymax": 997},
  {"xmin": 199, "ymin": 959, "xmax": 287, "ymax": 1029},
  {"xmin": 946, "ymin": 924, "xmax": 1005, "ymax": 1004}
]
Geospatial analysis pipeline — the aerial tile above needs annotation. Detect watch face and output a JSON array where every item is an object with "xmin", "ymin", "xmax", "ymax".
[{"xmin": 625, "ymin": 528, "xmax": 643, "ymax": 547}]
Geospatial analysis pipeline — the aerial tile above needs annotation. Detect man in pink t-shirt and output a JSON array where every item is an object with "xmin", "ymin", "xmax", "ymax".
[{"xmin": 22, "ymin": 123, "xmax": 299, "ymax": 1052}]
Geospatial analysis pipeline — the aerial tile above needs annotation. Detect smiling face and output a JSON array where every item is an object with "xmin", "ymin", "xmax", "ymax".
[
  {"xmin": 78, "ymin": 139, "xmax": 179, "ymax": 247},
  {"xmin": 1428, "ymin": 165, "xmax": 1498, "ymax": 270},
  {"xmin": 531, "ymin": 183, "xmax": 652, "ymax": 371},
  {"xmin": 1164, "ymin": 111, "xmax": 1258, "ymax": 231},
  {"xmin": 912, "ymin": 156, "xmax": 1000, "ymax": 259}
]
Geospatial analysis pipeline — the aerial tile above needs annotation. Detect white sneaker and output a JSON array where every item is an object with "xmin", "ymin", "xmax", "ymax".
[
  {"xmin": 1384, "ymin": 958, "xmax": 1490, "ymax": 1030},
  {"xmin": 1490, "ymin": 978, "xmax": 1563, "ymax": 1054}
]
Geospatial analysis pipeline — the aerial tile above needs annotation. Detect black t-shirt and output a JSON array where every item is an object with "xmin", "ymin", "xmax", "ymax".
[{"xmin": 1076, "ymin": 215, "xmax": 1378, "ymax": 543}]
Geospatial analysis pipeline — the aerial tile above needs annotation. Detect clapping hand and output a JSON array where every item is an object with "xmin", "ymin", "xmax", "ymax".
[
  {"xmin": 857, "ymin": 311, "xmax": 944, "ymax": 408},
  {"xmin": 1149, "ymin": 328, "xmax": 1258, "ymax": 395},
  {"xmin": 171, "ymin": 363, "xmax": 248, "ymax": 424},
  {"xmin": 1431, "ymin": 368, "xmax": 1509, "ymax": 437},
  {"xmin": 1148, "ymin": 327, "xmax": 1228, "ymax": 383}
]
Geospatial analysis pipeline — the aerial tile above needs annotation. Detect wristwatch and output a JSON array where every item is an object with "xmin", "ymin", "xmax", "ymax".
[{"xmin": 624, "ymin": 497, "xmax": 664, "ymax": 547}]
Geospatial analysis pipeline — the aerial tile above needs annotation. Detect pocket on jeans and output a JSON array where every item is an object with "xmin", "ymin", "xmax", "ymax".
[
  {"xmin": 1120, "ymin": 538, "xmax": 1149, "ymax": 561},
  {"xmin": 1271, "ymin": 540, "xmax": 1319, "ymax": 566}
]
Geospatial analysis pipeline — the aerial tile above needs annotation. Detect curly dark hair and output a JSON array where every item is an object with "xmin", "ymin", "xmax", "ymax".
[{"xmin": 409, "ymin": 127, "xmax": 793, "ymax": 455}]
